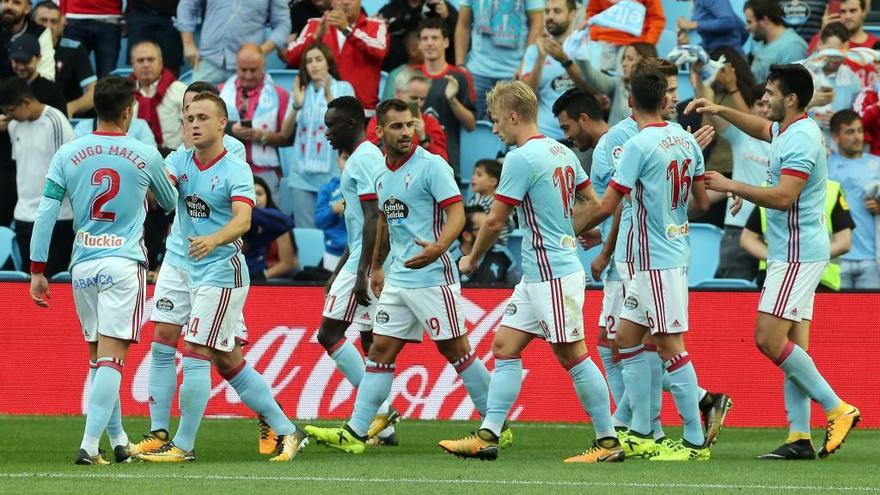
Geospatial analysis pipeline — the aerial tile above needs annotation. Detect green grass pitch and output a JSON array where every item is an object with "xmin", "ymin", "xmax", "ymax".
[{"xmin": 1, "ymin": 416, "xmax": 878, "ymax": 494}]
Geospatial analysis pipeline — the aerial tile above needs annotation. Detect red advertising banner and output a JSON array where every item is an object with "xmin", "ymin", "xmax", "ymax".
[{"xmin": 0, "ymin": 282, "xmax": 877, "ymax": 428}]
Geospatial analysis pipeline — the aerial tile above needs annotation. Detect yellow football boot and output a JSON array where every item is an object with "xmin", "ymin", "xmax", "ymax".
[
  {"xmin": 819, "ymin": 403, "xmax": 860, "ymax": 458},
  {"xmin": 438, "ymin": 430, "xmax": 499, "ymax": 460}
]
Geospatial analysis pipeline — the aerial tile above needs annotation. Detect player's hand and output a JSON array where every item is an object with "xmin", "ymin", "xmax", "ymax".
[
  {"xmin": 578, "ymin": 228, "xmax": 602, "ymax": 250},
  {"xmin": 370, "ymin": 267, "xmax": 385, "ymax": 297},
  {"xmin": 684, "ymin": 97, "xmax": 722, "ymax": 116},
  {"xmin": 728, "ymin": 193, "xmax": 743, "ymax": 217},
  {"xmin": 184, "ymin": 42, "xmax": 200, "ymax": 69},
  {"xmin": 30, "ymin": 274, "xmax": 50, "ymax": 308},
  {"xmin": 689, "ymin": 124, "xmax": 715, "ymax": 151},
  {"xmin": 458, "ymin": 255, "xmax": 477, "ymax": 275},
  {"xmin": 444, "ymin": 75, "xmax": 460, "ymax": 100},
  {"xmin": 590, "ymin": 250, "xmax": 610, "ymax": 282},
  {"xmin": 404, "ymin": 239, "xmax": 445, "ymax": 269},
  {"xmin": 353, "ymin": 272, "xmax": 372, "ymax": 306},
  {"xmin": 188, "ymin": 235, "xmax": 220, "ymax": 260},
  {"xmin": 703, "ymin": 170, "xmax": 733, "ymax": 193},
  {"xmin": 866, "ymin": 198, "xmax": 880, "ymax": 214}
]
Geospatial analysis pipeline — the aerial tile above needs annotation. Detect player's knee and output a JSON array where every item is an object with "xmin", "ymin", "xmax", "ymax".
[
  {"xmin": 316, "ymin": 326, "xmax": 345, "ymax": 351},
  {"xmin": 753, "ymin": 331, "xmax": 780, "ymax": 358},
  {"xmin": 366, "ymin": 340, "xmax": 396, "ymax": 364},
  {"xmin": 490, "ymin": 339, "xmax": 520, "ymax": 360},
  {"xmin": 153, "ymin": 323, "xmax": 181, "ymax": 343}
]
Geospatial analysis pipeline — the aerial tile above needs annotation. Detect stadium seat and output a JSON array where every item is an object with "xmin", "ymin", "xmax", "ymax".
[
  {"xmin": 378, "ymin": 71, "xmax": 388, "ymax": 100},
  {"xmin": 507, "ymin": 229, "xmax": 524, "ymax": 270},
  {"xmin": 110, "ymin": 67, "xmax": 132, "ymax": 78},
  {"xmin": 293, "ymin": 228, "xmax": 325, "ymax": 268},
  {"xmin": 51, "ymin": 271, "xmax": 72, "ymax": 282},
  {"xmin": 0, "ymin": 270, "xmax": 29, "ymax": 281},
  {"xmin": 362, "ymin": 0, "xmax": 386, "ymax": 15},
  {"xmin": 688, "ymin": 223, "xmax": 723, "ymax": 286},
  {"xmin": 694, "ymin": 278, "xmax": 757, "ymax": 289},
  {"xmin": 459, "ymin": 121, "xmax": 501, "ymax": 185},
  {"xmin": 0, "ymin": 226, "xmax": 16, "ymax": 269},
  {"xmin": 268, "ymin": 69, "xmax": 298, "ymax": 92}
]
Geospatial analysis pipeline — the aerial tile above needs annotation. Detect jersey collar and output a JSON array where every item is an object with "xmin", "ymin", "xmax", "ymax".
[
  {"xmin": 92, "ymin": 131, "xmax": 125, "ymax": 136},
  {"xmin": 386, "ymin": 144, "xmax": 417, "ymax": 171},
  {"xmin": 778, "ymin": 113, "xmax": 809, "ymax": 135},
  {"xmin": 523, "ymin": 134, "xmax": 544, "ymax": 145},
  {"xmin": 194, "ymin": 148, "xmax": 228, "ymax": 171},
  {"xmin": 643, "ymin": 121, "xmax": 668, "ymax": 128}
]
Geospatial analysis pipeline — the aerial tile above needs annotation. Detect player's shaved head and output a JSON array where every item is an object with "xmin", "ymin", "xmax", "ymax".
[{"xmin": 486, "ymin": 80, "xmax": 538, "ymax": 123}]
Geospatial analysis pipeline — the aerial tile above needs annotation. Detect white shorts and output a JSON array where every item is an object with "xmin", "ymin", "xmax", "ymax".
[
  {"xmin": 322, "ymin": 269, "xmax": 377, "ymax": 330},
  {"xmin": 151, "ymin": 263, "xmax": 192, "ymax": 326},
  {"xmin": 615, "ymin": 261, "xmax": 636, "ymax": 283},
  {"xmin": 500, "ymin": 271, "xmax": 585, "ymax": 344},
  {"xmin": 758, "ymin": 261, "xmax": 826, "ymax": 322},
  {"xmin": 71, "ymin": 257, "xmax": 146, "ymax": 343},
  {"xmin": 373, "ymin": 282, "xmax": 466, "ymax": 342},
  {"xmin": 620, "ymin": 267, "xmax": 689, "ymax": 335},
  {"xmin": 599, "ymin": 279, "xmax": 626, "ymax": 339},
  {"xmin": 184, "ymin": 285, "xmax": 249, "ymax": 352}
]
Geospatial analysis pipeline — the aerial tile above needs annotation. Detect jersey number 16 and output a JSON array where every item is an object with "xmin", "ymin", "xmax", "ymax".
[{"xmin": 666, "ymin": 159, "xmax": 691, "ymax": 210}]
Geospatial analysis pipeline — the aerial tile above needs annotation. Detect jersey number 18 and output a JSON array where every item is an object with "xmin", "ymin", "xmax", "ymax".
[{"xmin": 552, "ymin": 166, "xmax": 577, "ymax": 218}]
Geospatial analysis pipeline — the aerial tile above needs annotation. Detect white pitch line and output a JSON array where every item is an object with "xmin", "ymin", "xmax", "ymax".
[{"xmin": 1, "ymin": 473, "xmax": 878, "ymax": 492}]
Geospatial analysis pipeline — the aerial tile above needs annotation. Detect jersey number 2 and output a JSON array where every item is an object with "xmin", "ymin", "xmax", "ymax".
[
  {"xmin": 91, "ymin": 168, "xmax": 120, "ymax": 222},
  {"xmin": 666, "ymin": 159, "xmax": 691, "ymax": 210},
  {"xmin": 552, "ymin": 166, "xmax": 577, "ymax": 218}
]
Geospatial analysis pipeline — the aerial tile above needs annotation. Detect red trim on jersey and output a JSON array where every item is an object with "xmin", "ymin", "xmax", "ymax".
[
  {"xmin": 30, "ymin": 261, "xmax": 47, "ymax": 274},
  {"xmin": 206, "ymin": 288, "xmax": 231, "ymax": 348},
  {"xmin": 523, "ymin": 134, "xmax": 545, "ymax": 144},
  {"xmin": 131, "ymin": 265, "xmax": 145, "ymax": 341},
  {"xmin": 442, "ymin": 285, "xmax": 461, "ymax": 337},
  {"xmin": 650, "ymin": 270, "xmax": 666, "ymax": 333},
  {"xmin": 231, "ymin": 240, "xmax": 244, "ymax": 288},
  {"xmin": 437, "ymin": 195, "xmax": 463, "ymax": 208},
  {"xmin": 781, "ymin": 169, "xmax": 809, "ymax": 181},
  {"xmin": 359, "ymin": 193, "xmax": 378, "ymax": 201},
  {"xmin": 693, "ymin": 174, "xmax": 705, "ymax": 181},
  {"xmin": 433, "ymin": 204, "xmax": 455, "ymax": 284},
  {"xmin": 169, "ymin": 174, "xmax": 178, "ymax": 186},
  {"xmin": 774, "ymin": 262, "xmax": 800, "ymax": 316},
  {"xmin": 386, "ymin": 145, "xmax": 417, "ymax": 171},
  {"xmin": 231, "ymin": 196, "xmax": 255, "ymax": 207},
  {"xmin": 92, "ymin": 131, "xmax": 125, "ymax": 136},
  {"xmin": 344, "ymin": 290, "xmax": 358, "ymax": 322},
  {"xmin": 774, "ymin": 340, "xmax": 796, "ymax": 366},
  {"xmin": 609, "ymin": 180, "xmax": 631, "ymax": 194},
  {"xmin": 575, "ymin": 179, "xmax": 591, "ymax": 191},
  {"xmin": 778, "ymin": 114, "xmax": 809, "ymax": 135},
  {"xmin": 551, "ymin": 278, "xmax": 564, "ymax": 343},
  {"xmin": 636, "ymin": 183, "xmax": 650, "ymax": 269},
  {"xmin": 643, "ymin": 122, "xmax": 668, "ymax": 128},
  {"xmin": 563, "ymin": 353, "xmax": 590, "ymax": 371},
  {"xmin": 495, "ymin": 194, "xmax": 521, "ymax": 206},
  {"xmin": 787, "ymin": 198, "xmax": 800, "ymax": 261},
  {"xmin": 194, "ymin": 149, "xmax": 228, "ymax": 171},
  {"xmin": 522, "ymin": 195, "xmax": 553, "ymax": 281}
]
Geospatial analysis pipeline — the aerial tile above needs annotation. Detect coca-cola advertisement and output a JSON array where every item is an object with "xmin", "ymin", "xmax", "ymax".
[{"xmin": 1, "ymin": 282, "xmax": 877, "ymax": 427}]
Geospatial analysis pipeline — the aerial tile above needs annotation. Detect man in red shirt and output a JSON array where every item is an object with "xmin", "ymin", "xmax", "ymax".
[
  {"xmin": 287, "ymin": 0, "xmax": 389, "ymax": 111},
  {"xmin": 808, "ymin": 0, "xmax": 878, "ymax": 85}
]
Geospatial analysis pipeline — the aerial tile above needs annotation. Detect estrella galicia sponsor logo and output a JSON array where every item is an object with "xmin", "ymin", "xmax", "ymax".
[
  {"xmin": 375, "ymin": 310, "xmax": 390, "ymax": 324},
  {"xmin": 186, "ymin": 194, "xmax": 211, "ymax": 223},
  {"xmin": 382, "ymin": 196, "xmax": 409, "ymax": 225},
  {"xmin": 73, "ymin": 274, "xmax": 115, "ymax": 290},
  {"xmin": 505, "ymin": 303, "xmax": 517, "ymax": 316},
  {"xmin": 155, "ymin": 298, "xmax": 174, "ymax": 312},
  {"xmin": 624, "ymin": 295, "xmax": 638, "ymax": 310},
  {"xmin": 76, "ymin": 231, "xmax": 125, "ymax": 248}
]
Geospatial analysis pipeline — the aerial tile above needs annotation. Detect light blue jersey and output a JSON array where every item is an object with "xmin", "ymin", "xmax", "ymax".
[
  {"xmin": 719, "ymin": 125, "xmax": 771, "ymax": 227},
  {"xmin": 167, "ymin": 148, "xmax": 256, "ymax": 288},
  {"xmin": 459, "ymin": 0, "xmax": 544, "ymax": 79},
  {"xmin": 750, "ymin": 28, "xmax": 807, "ymax": 83},
  {"xmin": 766, "ymin": 116, "xmax": 830, "ymax": 263},
  {"xmin": 163, "ymin": 136, "xmax": 247, "ymax": 269},
  {"xmin": 34, "ymin": 131, "xmax": 177, "ymax": 268},
  {"xmin": 341, "ymin": 140, "xmax": 385, "ymax": 274},
  {"xmin": 590, "ymin": 133, "xmax": 620, "ymax": 282},
  {"xmin": 605, "ymin": 117, "xmax": 639, "ymax": 271},
  {"xmin": 611, "ymin": 122, "xmax": 705, "ymax": 270},
  {"xmin": 496, "ymin": 135, "xmax": 589, "ymax": 283},
  {"xmin": 521, "ymin": 44, "xmax": 574, "ymax": 140},
  {"xmin": 829, "ymin": 152, "xmax": 880, "ymax": 261},
  {"xmin": 375, "ymin": 146, "xmax": 462, "ymax": 288}
]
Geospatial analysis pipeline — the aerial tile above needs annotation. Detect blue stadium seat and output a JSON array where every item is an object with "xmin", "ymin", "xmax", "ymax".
[
  {"xmin": 378, "ymin": 71, "xmax": 388, "ymax": 100},
  {"xmin": 110, "ymin": 67, "xmax": 132, "ymax": 78},
  {"xmin": 362, "ymin": 0, "xmax": 386, "ymax": 15},
  {"xmin": 269, "ymin": 69, "xmax": 298, "ymax": 92},
  {"xmin": 293, "ymin": 228, "xmax": 325, "ymax": 268},
  {"xmin": 688, "ymin": 223, "xmax": 723, "ymax": 286},
  {"xmin": 695, "ymin": 278, "xmax": 757, "ymax": 289},
  {"xmin": 0, "ymin": 226, "xmax": 16, "ymax": 269},
  {"xmin": 459, "ymin": 121, "xmax": 501, "ymax": 184},
  {"xmin": 0, "ymin": 270, "xmax": 29, "ymax": 281},
  {"xmin": 51, "ymin": 271, "xmax": 72, "ymax": 282}
]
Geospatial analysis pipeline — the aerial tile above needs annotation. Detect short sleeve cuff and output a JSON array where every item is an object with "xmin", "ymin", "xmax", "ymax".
[
  {"xmin": 609, "ymin": 180, "xmax": 631, "ymax": 194},
  {"xmin": 438, "ymin": 194, "xmax": 463, "ymax": 208},
  {"xmin": 359, "ymin": 193, "xmax": 378, "ymax": 201},
  {"xmin": 30, "ymin": 261, "xmax": 46, "ymax": 275},
  {"xmin": 576, "ymin": 178, "xmax": 591, "ymax": 191},
  {"xmin": 231, "ymin": 196, "xmax": 255, "ymax": 207},
  {"xmin": 495, "ymin": 194, "xmax": 521, "ymax": 206},
  {"xmin": 781, "ymin": 169, "xmax": 809, "ymax": 181},
  {"xmin": 693, "ymin": 174, "xmax": 705, "ymax": 181}
]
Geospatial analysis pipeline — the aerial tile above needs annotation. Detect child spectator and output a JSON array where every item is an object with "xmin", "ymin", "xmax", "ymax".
[
  {"xmin": 244, "ymin": 176, "xmax": 299, "ymax": 280},
  {"xmin": 315, "ymin": 154, "xmax": 348, "ymax": 271},
  {"xmin": 454, "ymin": 205, "xmax": 514, "ymax": 285},
  {"xmin": 467, "ymin": 158, "xmax": 513, "ymax": 244}
]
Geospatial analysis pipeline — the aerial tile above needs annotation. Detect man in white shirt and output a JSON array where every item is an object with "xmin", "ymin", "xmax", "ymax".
[{"xmin": 0, "ymin": 76, "xmax": 73, "ymax": 276}]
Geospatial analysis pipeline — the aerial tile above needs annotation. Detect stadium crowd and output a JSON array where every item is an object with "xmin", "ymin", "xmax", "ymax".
[{"xmin": 2, "ymin": 0, "xmax": 880, "ymax": 290}]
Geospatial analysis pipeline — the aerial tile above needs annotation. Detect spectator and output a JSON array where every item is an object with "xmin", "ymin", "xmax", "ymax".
[
  {"xmin": 244, "ymin": 175, "xmax": 299, "ymax": 280},
  {"xmin": 467, "ymin": 158, "xmax": 512, "ymax": 244},
  {"xmin": 287, "ymin": 0, "xmax": 389, "ymax": 110},
  {"xmin": 59, "ymin": 0, "xmax": 120, "ymax": 78},
  {"xmin": 741, "ymin": 180, "xmax": 854, "ymax": 290},
  {"xmin": 806, "ymin": 23, "xmax": 862, "ymax": 135},
  {"xmin": 575, "ymin": 42, "xmax": 656, "ymax": 126},
  {"xmin": 828, "ymin": 110, "xmax": 880, "ymax": 289},
  {"xmin": 220, "ymin": 43, "xmax": 291, "ymax": 199},
  {"xmin": 176, "ymin": 0, "xmax": 291, "ymax": 84},
  {"xmin": 8, "ymin": 33, "xmax": 64, "ymax": 112},
  {"xmin": 278, "ymin": 42, "xmax": 351, "ymax": 227},
  {"xmin": 379, "ymin": 0, "xmax": 457, "ymax": 71},
  {"xmin": 290, "ymin": 0, "xmax": 331, "ymax": 37},
  {"xmin": 454, "ymin": 205, "xmax": 514, "ymax": 285},
  {"xmin": 415, "ymin": 17, "xmax": 475, "ymax": 175},
  {"xmin": 130, "ymin": 40, "xmax": 186, "ymax": 154},
  {"xmin": 1, "ymin": 0, "xmax": 54, "ymax": 80},
  {"xmin": 31, "ymin": 1, "xmax": 94, "ymax": 117},
  {"xmin": 382, "ymin": 30, "xmax": 424, "ymax": 101},
  {"xmin": 677, "ymin": 0, "xmax": 749, "ymax": 54},
  {"xmin": 856, "ymin": 52, "xmax": 880, "ymax": 155},
  {"xmin": 782, "ymin": 0, "xmax": 826, "ymax": 42},
  {"xmin": 0, "ymin": 77, "xmax": 73, "ymax": 277},
  {"xmin": 744, "ymin": 0, "xmax": 808, "ymax": 83},
  {"xmin": 314, "ymin": 154, "xmax": 347, "ymax": 271},
  {"xmin": 127, "ymin": 0, "xmax": 183, "ymax": 74},
  {"xmin": 454, "ymin": 0, "xmax": 543, "ymax": 119},
  {"xmin": 366, "ymin": 70, "xmax": 448, "ymax": 161},
  {"xmin": 73, "ymin": 113, "xmax": 157, "ymax": 146},
  {"xmin": 586, "ymin": 0, "xmax": 665, "ymax": 72},
  {"xmin": 520, "ymin": 0, "xmax": 583, "ymax": 141},
  {"xmin": 808, "ymin": 1, "xmax": 878, "ymax": 54}
]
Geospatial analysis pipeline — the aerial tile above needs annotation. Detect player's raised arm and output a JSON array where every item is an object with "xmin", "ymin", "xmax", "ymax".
[
  {"xmin": 704, "ymin": 168, "xmax": 807, "ymax": 212},
  {"xmin": 685, "ymin": 97, "xmax": 773, "ymax": 143},
  {"xmin": 147, "ymin": 148, "xmax": 179, "ymax": 211}
]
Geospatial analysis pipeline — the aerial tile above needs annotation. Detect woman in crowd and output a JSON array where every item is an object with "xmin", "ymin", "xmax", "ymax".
[
  {"xmin": 575, "ymin": 42, "xmax": 657, "ymax": 125},
  {"xmin": 244, "ymin": 176, "xmax": 299, "ymax": 281}
]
